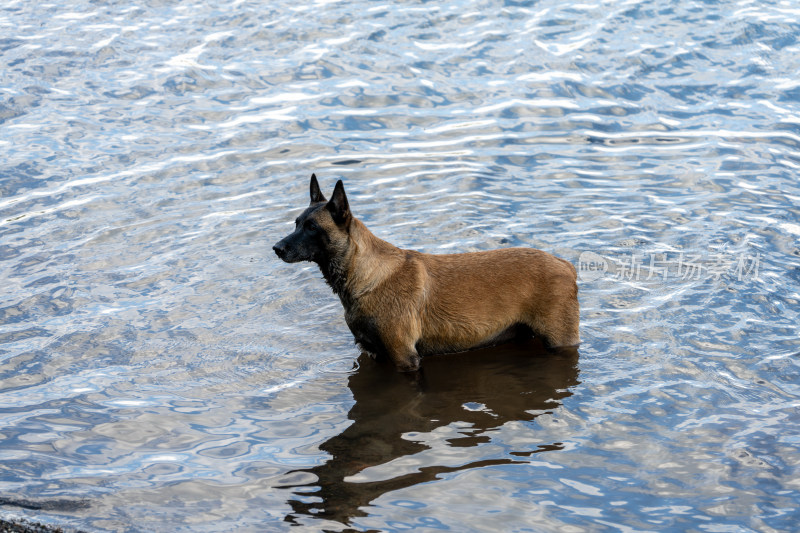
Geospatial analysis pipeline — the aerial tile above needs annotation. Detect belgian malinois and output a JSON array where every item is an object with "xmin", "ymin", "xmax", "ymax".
[{"xmin": 273, "ymin": 174, "xmax": 579, "ymax": 371}]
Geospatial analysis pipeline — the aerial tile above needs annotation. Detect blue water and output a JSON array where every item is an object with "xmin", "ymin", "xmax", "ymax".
[{"xmin": 1, "ymin": 0, "xmax": 799, "ymax": 531}]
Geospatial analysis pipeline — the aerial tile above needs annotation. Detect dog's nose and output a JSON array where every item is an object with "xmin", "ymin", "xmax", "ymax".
[{"xmin": 273, "ymin": 244, "xmax": 286, "ymax": 259}]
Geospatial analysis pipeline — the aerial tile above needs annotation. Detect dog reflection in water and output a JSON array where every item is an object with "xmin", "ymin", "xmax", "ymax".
[{"xmin": 280, "ymin": 338, "xmax": 579, "ymax": 527}]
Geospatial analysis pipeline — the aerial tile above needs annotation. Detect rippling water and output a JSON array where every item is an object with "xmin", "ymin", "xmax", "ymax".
[{"xmin": 2, "ymin": 0, "xmax": 799, "ymax": 531}]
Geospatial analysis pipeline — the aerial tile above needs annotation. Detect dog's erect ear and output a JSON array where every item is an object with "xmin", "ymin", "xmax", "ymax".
[
  {"xmin": 326, "ymin": 180, "xmax": 351, "ymax": 225},
  {"xmin": 309, "ymin": 173, "xmax": 326, "ymax": 204}
]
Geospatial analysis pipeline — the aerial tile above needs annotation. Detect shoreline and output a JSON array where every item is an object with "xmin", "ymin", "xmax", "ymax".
[{"xmin": 0, "ymin": 517, "xmax": 84, "ymax": 533}]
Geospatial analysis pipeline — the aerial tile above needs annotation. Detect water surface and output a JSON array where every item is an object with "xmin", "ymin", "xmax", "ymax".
[{"xmin": 1, "ymin": 0, "xmax": 799, "ymax": 531}]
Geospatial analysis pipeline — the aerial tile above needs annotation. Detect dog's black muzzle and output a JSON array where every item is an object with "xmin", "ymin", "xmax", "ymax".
[
  {"xmin": 273, "ymin": 242, "xmax": 288, "ymax": 261},
  {"xmin": 273, "ymin": 232, "xmax": 309, "ymax": 263}
]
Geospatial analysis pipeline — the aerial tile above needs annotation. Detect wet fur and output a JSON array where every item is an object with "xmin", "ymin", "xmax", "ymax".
[{"xmin": 274, "ymin": 175, "xmax": 580, "ymax": 371}]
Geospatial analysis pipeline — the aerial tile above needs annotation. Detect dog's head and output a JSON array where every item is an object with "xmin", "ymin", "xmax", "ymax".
[{"xmin": 273, "ymin": 174, "xmax": 352, "ymax": 264}]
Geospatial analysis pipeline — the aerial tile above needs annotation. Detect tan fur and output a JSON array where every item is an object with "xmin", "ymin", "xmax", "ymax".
[
  {"xmin": 274, "ymin": 177, "xmax": 580, "ymax": 372},
  {"xmin": 336, "ymin": 218, "xmax": 578, "ymax": 371}
]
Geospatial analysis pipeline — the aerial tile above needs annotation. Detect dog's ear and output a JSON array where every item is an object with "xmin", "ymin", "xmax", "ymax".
[
  {"xmin": 309, "ymin": 173, "xmax": 326, "ymax": 204},
  {"xmin": 326, "ymin": 180, "xmax": 351, "ymax": 225}
]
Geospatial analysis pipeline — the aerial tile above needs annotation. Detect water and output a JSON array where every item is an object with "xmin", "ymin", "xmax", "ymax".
[{"xmin": 1, "ymin": 0, "xmax": 799, "ymax": 531}]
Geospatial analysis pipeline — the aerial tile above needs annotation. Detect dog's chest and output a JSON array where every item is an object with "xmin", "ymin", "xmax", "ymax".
[{"xmin": 344, "ymin": 309, "xmax": 384, "ymax": 354}]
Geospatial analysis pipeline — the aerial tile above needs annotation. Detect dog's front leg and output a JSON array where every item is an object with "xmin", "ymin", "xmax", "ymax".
[
  {"xmin": 382, "ymin": 329, "xmax": 421, "ymax": 372},
  {"xmin": 388, "ymin": 346, "xmax": 420, "ymax": 372},
  {"xmin": 376, "ymin": 315, "xmax": 420, "ymax": 372}
]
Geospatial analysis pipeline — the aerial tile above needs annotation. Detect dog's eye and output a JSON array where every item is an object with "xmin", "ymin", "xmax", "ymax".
[{"xmin": 304, "ymin": 220, "xmax": 318, "ymax": 233}]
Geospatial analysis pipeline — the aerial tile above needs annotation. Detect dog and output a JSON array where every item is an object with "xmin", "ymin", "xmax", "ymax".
[{"xmin": 273, "ymin": 174, "xmax": 579, "ymax": 371}]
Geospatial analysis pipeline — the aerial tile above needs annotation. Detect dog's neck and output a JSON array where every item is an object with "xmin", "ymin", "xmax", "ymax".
[
  {"xmin": 318, "ymin": 217, "xmax": 404, "ymax": 304},
  {"xmin": 317, "ymin": 249, "xmax": 350, "ymax": 299}
]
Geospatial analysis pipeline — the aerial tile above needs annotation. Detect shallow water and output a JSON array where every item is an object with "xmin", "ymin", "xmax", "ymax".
[{"xmin": 1, "ymin": 0, "xmax": 799, "ymax": 531}]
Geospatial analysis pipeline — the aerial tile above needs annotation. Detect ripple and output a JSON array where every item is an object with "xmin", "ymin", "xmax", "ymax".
[{"xmin": 314, "ymin": 356, "xmax": 357, "ymax": 375}]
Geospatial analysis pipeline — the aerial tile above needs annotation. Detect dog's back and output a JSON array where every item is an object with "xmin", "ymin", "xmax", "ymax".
[{"xmin": 385, "ymin": 247, "xmax": 579, "ymax": 357}]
